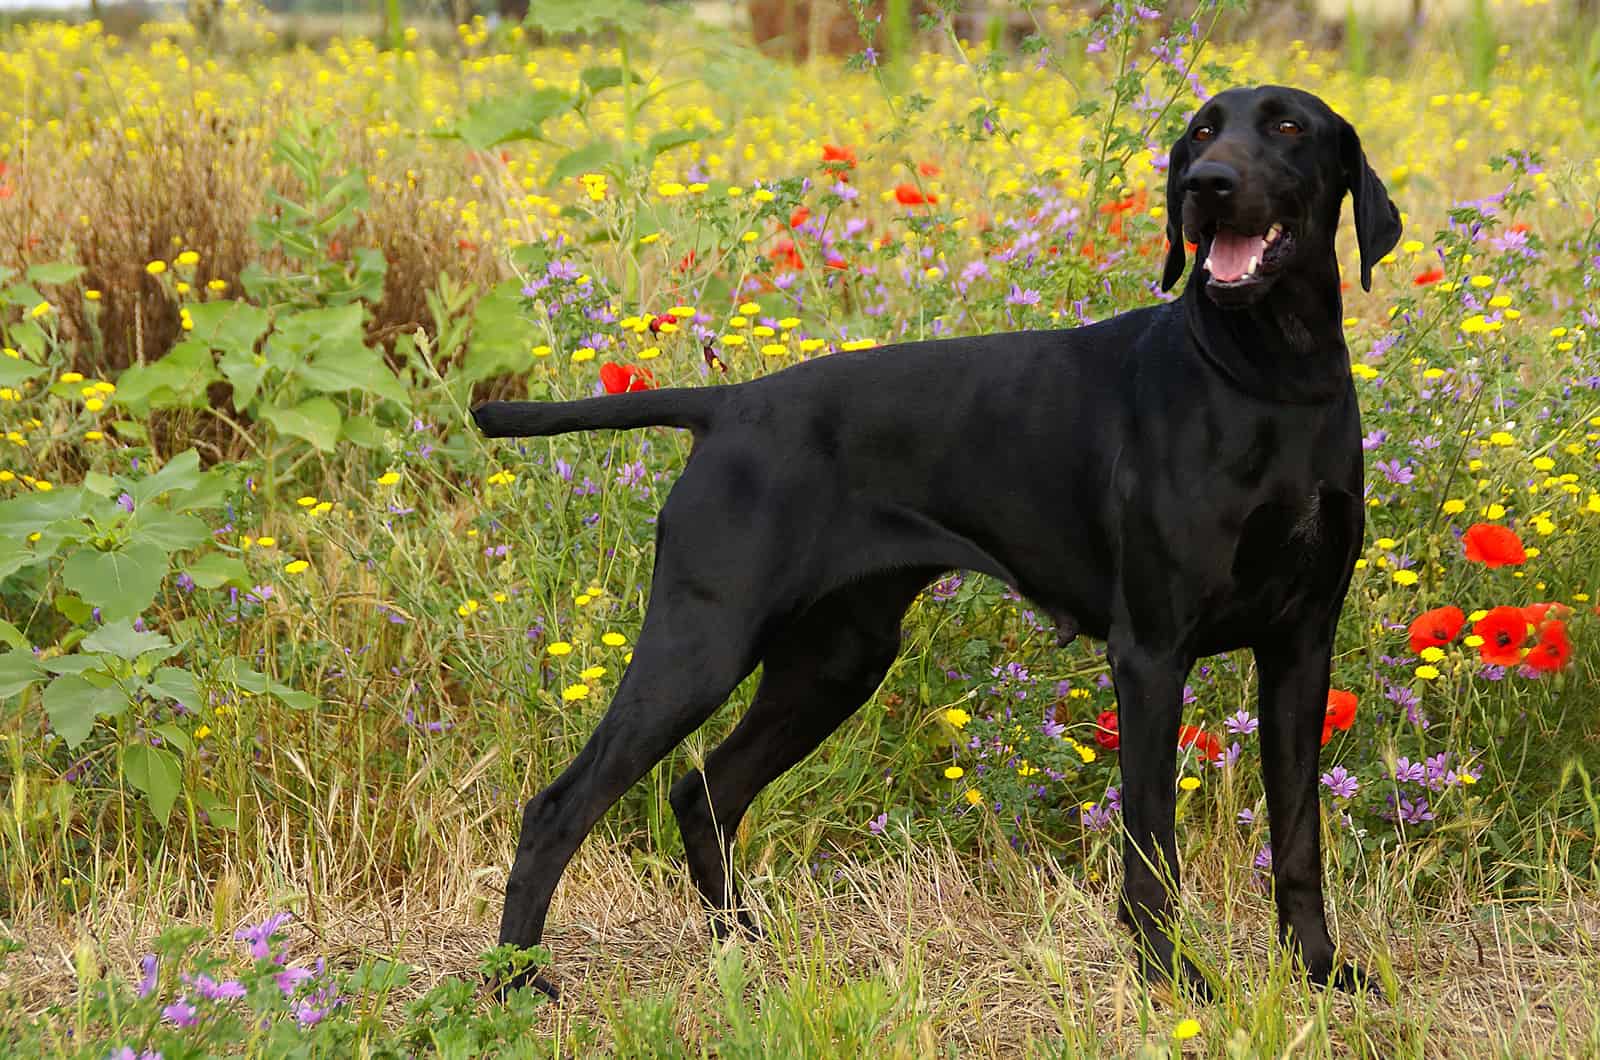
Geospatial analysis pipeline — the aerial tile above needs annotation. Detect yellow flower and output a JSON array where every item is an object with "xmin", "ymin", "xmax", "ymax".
[
  {"xmin": 944, "ymin": 707, "xmax": 971, "ymax": 728},
  {"xmin": 1415, "ymin": 664, "xmax": 1441, "ymax": 680},
  {"xmin": 1174, "ymin": 1018, "xmax": 1201, "ymax": 1040},
  {"xmin": 61, "ymin": 371, "xmax": 84, "ymax": 383},
  {"xmin": 284, "ymin": 559, "xmax": 309, "ymax": 574},
  {"xmin": 486, "ymin": 470, "xmax": 516, "ymax": 486},
  {"xmin": 85, "ymin": 290, "xmax": 101, "ymax": 301},
  {"xmin": 532, "ymin": 344, "xmax": 551, "ymax": 357},
  {"xmin": 457, "ymin": 599, "xmax": 480, "ymax": 617},
  {"xmin": 30, "ymin": 302, "xmax": 50, "ymax": 319},
  {"xmin": 562, "ymin": 683, "xmax": 590, "ymax": 702},
  {"xmin": 1419, "ymin": 646, "xmax": 1446, "ymax": 663},
  {"xmin": 580, "ymin": 665, "xmax": 606, "ymax": 680},
  {"xmin": 964, "ymin": 788, "xmax": 984, "ymax": 806},
  {"xmin": 33, "ymin": 480, "xmax": 52, "ymax": 492},
  {"xmin": 571, "ymin": 347, "xmax": 596, "ymax": 363},
  {"xmin": 601, "ymin": 632, "xmax": 627, "ymax": 647},
  {"xmin": 194, "ymin": 724, "xmax": 211, "ymax": 741},
  {"xmin": 1074, "ymin": 742, "xmax": 1096, "ymax": 764},
  {"xmin": 176, "ymin": 250, "xmax": 200, "ymax": 267},
  {"xmin": 1392, "ymin": 569, "xmax": 1419, "ymax": 586},
  {"xmin": 1179, "ymin": 776, "xmax": 1201, "ymax": 791},
  {"xmin": 1442, "ymin": 499, "xmax": 1466, "ymax": 515},
  {"xmin": 257, "ymin": 536, "xmax": 276, "ymax": 547},
  {"xmin": 377, "ymin": 471, "xmax": 400, "ymax": 486},
  {"xmin": 547, "ymin": 641, "xmax": 573, "ymax": 656},
  {"xmin": 145, "ymin": 260, "xmax": 167, "ymax": 275},
  {"xmin": 944, "ymin": 765, "xmax": 965, "ymax": 780}
]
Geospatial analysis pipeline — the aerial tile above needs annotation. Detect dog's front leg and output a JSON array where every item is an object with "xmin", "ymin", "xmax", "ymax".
[
  {"xmin": 1107, "ymin": 634, "xmax": 1210, "ymax": 997},
  {"xmin": 1255, "ymin": 630, "xmax": 1371, "ymax": 994}
]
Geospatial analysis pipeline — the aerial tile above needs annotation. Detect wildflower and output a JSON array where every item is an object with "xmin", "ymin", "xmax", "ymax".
[
  {"xmin": 1321, "ymin": 765, "xmax": 1359, "ymax": 798},
  {"xmin": 944, "ymin": 707, "xmax": 971, "ymax": 728},
  {"xmin": 964, "ymin": 788, "xmax": 983, "ymax": 806},
  {"xmin": 547, "ymin": 641, "xmax": 573, "ymax": 656},
  {"xmin": 1174, "ymin": 1018, "xmax": 1201, "ymax": 1040},
  {"xmin": 944, "ymin": 765, "xmax": 964, "ymax": 780},
  {"xmin": 894, "ymin": 183, "xmax": 935, "ymax": 206},
  {"xmin": 283, "ymin": 560, "xmax": 309, "ymax": 575},
  {"xmin": 1463, "ymin": 523, "xmax": 1526, "ymax": 568},
  {"xmin": 1177, "ymin": 724, "xmax": 1222, "ymax": 763},
  {"xmin": 601, "ymin": 632, "xmax": 627, "ymax": 647},
  {"xmin": 1094, "ymin": 709, "xmax": 1119, "ymax": 749},
  {"xmin": 1408, "ymin": 605, "xmax": 1465, "ymax": 653},
  {"xmin": 235, "ymin": 912, "xmax": 292, "ymax": 960},
  {"xmin": 868, "ymin": 812, "xmax": 888, "ymax": 835},
  {"xmin": 137, "ymin": 953, "xmax": 159, "ymax": 998},
  {"xmin": 1178, "ymin": 776, "xmax": 1200, "ymax": 791},
  {"xmin": 1224, "ymin": 709, "xmax": 1258, "ymax": 736},
  {"xmin": 145, "ymin": 260, "xmax": 167, "ymax": 275},
  {"xmin": 1473, "ymin": 606, "xmax": 1530, "ymax": 666},
  {"xmin": 1524, "ymin": 620, "xmax": 1572, "ymax": 672},
  {"xmin": 377, "ymin": 471, "xmax": 400, "ymax": 486},
  {"xmin": 562, "ymin": 684, "xmax": 589, "ymax": 702},
  {"xmin": 1322, "ymin": 689, "xmax": 1357, "ymax": 745},
  {"xmin": 162, "ymin": 999, "xmax": 198, "ymax": 1027}
]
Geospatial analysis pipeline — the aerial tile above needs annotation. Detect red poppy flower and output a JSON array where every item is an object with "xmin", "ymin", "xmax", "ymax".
[
  {"xmin": 1525, "ymin": 620, "xmax": 1572, "ymax": 672},
  {"xmin": 1408, "ymin": 605, "xmax": 1466, "ymax": 654},
  {"xmin": 1463, "ymin": 523, "xmax": 1527, "ymax": 568},
  {"xmin": 821, "ymin": 143, "xmax": 857, "ymax": 167},
  {"xmin": 918, "ymin": 161, "xmax": 941, "ymax": 177},
  {"xmin": 1519, "ymin": 602, "xmax": 1572, "ymax": 626},
  {"xmin": 893, "ymin": 183, "xmax": 936, "ymax": 206},
  {"xmin": 1510, "ymin": 221, "xmax": 1530, "ymax": 234},
  {"xmin": 1178, "ymin": 725, "xmax": 1222, "ymax": 763},
  {"xmin": 599, "ymin": 363, "xmax": 655, "ymax": 394},
  {"xmin": 1474, "ymin": 605, "xmax": 1531, "ymax": 666},
  {"xmin": 823, "ymin": 255, "xmax": 848, "ymax": 270},
  {"xmin": 1094, "ymin": 710, "xmax": 1120, "ymax": 750},
  {"xmin": 1413, "ymin": 267, "xmax": 1445, "ymax": 286},
  {"xmin": 1321, "ymin": 689, "xmax": 1358, "ymax": 745},
  {"xmin": 789, "ymin": 205, "xmax": 811, "ymax": 229},
  {"xmin": 768, "ymin": 239, "xmax": 803, "ymax": 270},
  {"xmin": 648, "ymin": 313, "xmax": 677, "ymax": 333}
]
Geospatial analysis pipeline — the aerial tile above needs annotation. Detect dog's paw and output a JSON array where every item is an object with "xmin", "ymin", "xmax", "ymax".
[
  {"xmin": 1320, "ymin": 961, "xmax": 1383, "ymax": 998},
  {"xmin": 489, "ymin": 967, "xmax": 561, "ymax": 1003}
]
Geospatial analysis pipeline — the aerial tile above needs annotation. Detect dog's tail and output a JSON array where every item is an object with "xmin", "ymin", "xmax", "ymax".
[{"xmin": 472, "ymin": 388, "xmax": 723, "ymax": 439}]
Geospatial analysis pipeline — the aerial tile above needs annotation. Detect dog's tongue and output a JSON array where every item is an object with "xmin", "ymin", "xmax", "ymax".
[{"xmin": 1205, "ymin": 229, "xmax": 1267, "ymax": 282}]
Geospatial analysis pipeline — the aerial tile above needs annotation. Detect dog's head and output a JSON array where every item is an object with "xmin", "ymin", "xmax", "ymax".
[{"xmin": 1160, "ymin": 86, "xmax": 1402, "ymax": 308}]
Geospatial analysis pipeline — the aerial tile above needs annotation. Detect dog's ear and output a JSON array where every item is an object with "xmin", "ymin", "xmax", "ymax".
[
  {"xmin": 1160, "ymin": 134, "xmax": 1193, "ymax": 292},
  {"xmin": 1339, "ymin": 117, "xmax": 1402, "ymax": 292}
]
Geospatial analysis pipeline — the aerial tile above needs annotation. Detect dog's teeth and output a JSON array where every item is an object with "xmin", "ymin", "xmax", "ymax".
[
  {"xmin": 1267, "ymin": 223, "xmax": 1283, "ymax": 244},
  {"xmin": 1246, "ymin": 255, "xmax": 1259, "ymax": 276}
]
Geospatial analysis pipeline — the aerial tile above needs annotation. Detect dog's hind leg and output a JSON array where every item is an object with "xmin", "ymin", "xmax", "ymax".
[
  {"xmin": 669, "ymin": 568, "xmax": 935, "ymax": 939},
  {"xmin": 496, "ymin": 581, "xmax": 765, "ymax": 991}
]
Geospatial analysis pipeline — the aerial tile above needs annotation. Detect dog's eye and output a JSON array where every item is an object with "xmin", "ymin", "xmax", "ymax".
[
  {"xmin": 1192, "ymin": 125, "xmax": 1216, "ymax": 142},
  {"xmin": 1275, "ymin": 120, "xmax": 1303, "ymax": 136}
]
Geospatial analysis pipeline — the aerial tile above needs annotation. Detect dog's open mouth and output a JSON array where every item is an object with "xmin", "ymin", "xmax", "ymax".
[{"xmin": 1202, "ymin": 223, "xmax": 1293, "ymax": 288}]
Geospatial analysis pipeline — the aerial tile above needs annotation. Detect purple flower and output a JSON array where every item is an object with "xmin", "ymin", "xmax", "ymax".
[
  {"xmin": 1374, "ymin": 459, "xmax": 1415, "ymax": 485},
  {"xmin": 546, "ymin": 259, "xmax": 580, "ymax": 282},
  {"xmin": 1362, "ymin": 429, "xmax": 1388, "ymax": 451},
  {"xmin": 1320, "ymin": 766, "xmax": 1359, "ymax": 798},
  {"xmin": 1041, "ymin": 716, "xmax": 1065, "ymax": 739},
  {"xmin": 188, "ymin": 973, "xmax": 246, "ymax": 1001},
  {"xmin": 234, "ymin": 912, "xmax": 291, "ymax": 961},
  {"xmin": 162, "ymin": 999, "xmax": 198, "ymax": 1028},
  {"xmin": 137, "ymin": 953, "xmax": 158, "ymax": 998},
  {"xmin": 1223, "ymin": 709, "xmax": 1258, "ymax": 736},
  {"xmin": 1393, "ymin": 757, "xmax": 1425, "ymax": 784},
  {"xmin": 276, "ymin": 964, "xmax": 317, "ymax": 995},
  {"xmin": 868, "ymin": 812, "xmax": 888, "ymax": 835},
  {"xmin": 1236, "ymin": 807, "xmax": 1255, "ymax": 826},
  {"xmin": 1253, "ymin": 844, "xmax": 1273, "ymax": 871},
  {"xmin": 1214, "ymin": 741, "xmax": 1242, "ymax": 769},
  {"xmin": 116, "ymin": 492, "xmax": 135, "ymax": 513},
  {"xmin": 1006, "ymin": 284, "xmax": 1041, "ymax": 307},
  {"xmin": 1397, "ymin": 795, "xmax": 1434, "ymax": 824}
]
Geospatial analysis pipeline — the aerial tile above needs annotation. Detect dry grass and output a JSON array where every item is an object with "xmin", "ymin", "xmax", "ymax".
[{"xmin": 5, "ymin": 833, "xmax": 1598, "ymax": 1055}]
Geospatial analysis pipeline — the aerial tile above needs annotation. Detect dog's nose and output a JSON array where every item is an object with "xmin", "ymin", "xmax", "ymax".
[{"xmin": 1183, "ymin": 161, "xmax": 1239, "ymax": 205}]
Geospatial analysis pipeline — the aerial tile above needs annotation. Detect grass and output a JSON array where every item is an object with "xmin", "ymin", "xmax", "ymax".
[{"xmin": 1, "ymin": 0, "xmax": 1599, "ymax": 1054}]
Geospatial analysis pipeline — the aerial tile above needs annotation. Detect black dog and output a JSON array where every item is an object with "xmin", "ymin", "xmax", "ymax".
[{"xmin": 474, "ymin": 85, "xmax": 1401, "ymax": 997}]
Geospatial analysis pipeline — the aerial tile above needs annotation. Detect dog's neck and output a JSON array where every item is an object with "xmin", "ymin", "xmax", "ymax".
[{"xmin": 1182, "ymin": 253, "xmax": 1352, "ymax": 405}]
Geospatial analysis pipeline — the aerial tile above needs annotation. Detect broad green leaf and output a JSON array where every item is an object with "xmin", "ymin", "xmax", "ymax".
[
  {"xmin": 127, "ymin": 509, "xmax": 211, "ymax": 552},
  {"xmin": 41, "ymin": 655, "xmax": 111, "ymax": 675},
  {"xmin": 61, "ymin": 541, "xmax": 169, "ymax": 622},
  {"xmin": 445, "ymin": 88, "xmax": 574, "ymax": 151},
  {"xmin": 82, "ymin": 621, "xmax": 173, "ymax": 661},
  {"xmin": 219, "ymin": 348, "xmax": 269, "ymax": 411},
  {"xmin": 146, "ymin": 666, "xmax": 200, "ymax": 709},
  {"xmin": 260, "ymin": 397, "xmax": 342, "ymax": 453},
  {"xmin": 550, "ymin": 139, "xmax": 619, "ymax": 184},
  {"xmin": 298, "ymin": 349, "xmax": 410, "ymax": 410},
  {"xmin": 1, "ymin": 281, "xmax": 45, "ymax": 309},
  {"xmin": 0, "ymin": 619, "xmax": 27, "ymax": 651},
  {"xmin": 44, "ymin": 672, "xmax": 129, "ymax": 749},
  {"xmin": 341, "ymin": 415, "xmax": 388, "ymax": 449},
  {"xmin": 216, "ymin": 659, "xmax": 317, "ymax": 711},
  {"xmin": 0, "ymin": 355, "xmax": 45, "ymax": 388},
  {"xmin": 115, "ymin": 342, "xmax": 220, "ymax": 414},
  {"xmin": 579, "ymin": 65, "xmax": 643, "ymax": 94},
  {"xmin": 122, "ymin": 743, "xmax": 182, "ymax": 826},
  {"xmin": 183, "ymin": 301, "xmax": 268, "ymax": 358},
  {"xmin": 645, "ymin": 126, "xmax": 706, "ymax": 162},
  {"xmin": 154, "ymin": 723, "xmax": 194, "ymax": 756},
  {"xmin": 168, "ymin": 468, "xmax": 235, "ymax": 515},
  {"xmin": 26, "ymin": 262, "xmax": 86, "ymax": 286},
  {"xmin": 460, "ymin": 280, "xmax": 534, "ymax": 385},
  {"xmin": 524, "ymin": 0, "xmax": 650, "ymax": 36},
  {"xmin": 184, "ymin": 551, "xmax": 250, "ymax": 590},
  {"xmin": 130, "ymin": 450, "xmax": 203, "ymax": 506},
  {"xmin": 0, "ymin": 488, "xmax": 87, "ymax": 537},
  {"xmin": 0, "ymin": 649, "xmax": 44, "ymax": 698},
  {"xmin": 271, "ymin": 303, "xmax": 366, "ymax": 360},
  {"xmin": 54, "ymin": 594, "xmax": 93, "ymax": 625}
]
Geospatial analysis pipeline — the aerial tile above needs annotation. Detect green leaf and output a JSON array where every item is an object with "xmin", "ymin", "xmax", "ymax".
[
  {"xmin": 1, "ymin": 281, "xmax": 45, "ymax": 309},
  {"xmin": 61, "ymin": 542, "xmax": 169, "ymax": 622},
  {"xmin": 525, "ymin": 0, "xmax": 650, "ymax": 36},
  {"xmin": 130, "ymin": 450, "xmax": 203, "ymax": 506},
  {"xmin": 0, "ymin": 355, "xmax": 45, "ymax": 389},
  {"xmin": 549, "ymin": 139, "xmax": 619, "ymax": 184},
  {"xmin": 579, "ymin": 65, "xmax": 642, "ymax": 94},
  {"xmin": 44, "ymin": 673, "xmax": 129, "ymax": 749},
  {"xmin": 40, "ymin": 655, "xmax": 111, "ymax": 675},
  {"xmin": 184, "ymin": 551, "xmax": 250, "ymax": 590},
  {"xmin": 340, "ymin": 415, "xmax": 389, "ymax": 449},
  {"xmin": 298, "ymin": 349, "xmax": 411, "ymax": 410},
  {"xmin": 644, "ymin": 126, "xmax": 706, "ymax": 162},
  {"xmin": 183, "ymin": 301, "xmax": 268, "ymax": 358},
  {"xmin": 271, "ymin": 303, "xmax": 366, "ymax": 360},
  {"xmin": 122, "ymin": 743, "xmax": 182, "ymax": 826},
  {"xmin": 127, "ymin": 509, "xmax": 211, "ymax": 552},
  {"xmin": 445, "ymin": 88, "xmax": 573, "ymax": 151},
  {"xmin": 219, "ymin": 348, "xmax": 269, "ymax": 411},
  {"xmin": 0, "ymin": 619, "xmax": 27, "ymax": 651},
  {"xmin": 54, "ymin": 594, "xmax": 94, "ymax": 625},
  {"xmin": 459, "ymin": 279, "xmax": 532, "ymax": 385},
  {"xmin": 154, "ymin": 723, "xmax": 195, "ymax": 756},
  {"xmin": 260, "ymin": 397, "xmax": 342, "ymax": 453},
  {"xmin": 115, "ymin": 342, "xmax": 221, "ymax": 415},
  {"xmin": 26, "ymin": 262, "xmax": 86, "ymax": 286},
  {"xmin": 0, "ymin": 488, "xmax": 86, "ymax": 538},
  {"xmin": 146, "ymin": 666, "xmax": 200, "ymax": 709},
  {"xmin": 0, "ymin": 650, "xmax": 44, "ymax": 699},
  {"xmin": 82, "ymin": 621, "xmax": 173, "ymax": 661},
  {"xmin": 216, "ymin": 659, "xmax": 317, "ymax": 711}
]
